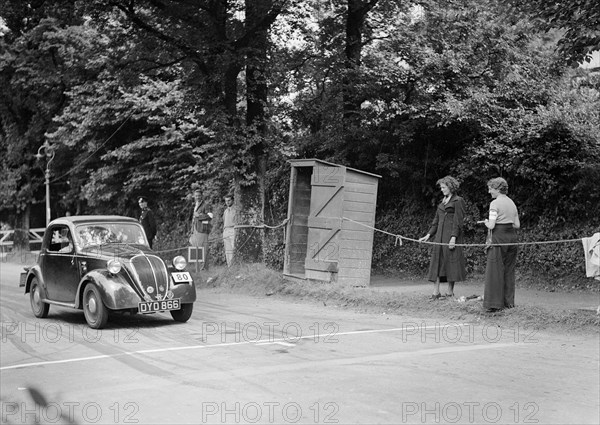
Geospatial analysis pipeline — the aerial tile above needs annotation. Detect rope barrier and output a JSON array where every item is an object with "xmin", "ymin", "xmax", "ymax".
[
  {"xmin": 154, "ymin": 219, "xmax": 288, "ymax": 257},
  {"xmin": 152, "ymin": 234, "xmax": 229, "ymax": 254},
  {"xmin": 234, "ymin": 218, "xmax": 289, "ymax": 230},
  {"xmin": 342, "ymin": 217, "xmax": 584, "ymax": 248},
  {"xmin": 5, "ymin": 216, "xmax": 585, "ymax": 251}
]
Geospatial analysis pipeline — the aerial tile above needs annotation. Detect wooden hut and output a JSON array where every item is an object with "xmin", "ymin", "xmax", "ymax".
[{"xmin": 283, "ymin": 159, "xmax": 380, "ymax": 286}]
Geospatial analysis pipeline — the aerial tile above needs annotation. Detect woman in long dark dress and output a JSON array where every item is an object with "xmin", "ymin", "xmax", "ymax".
[
  {"xmin": 419, "ymin": 176, "xmax": 467, "ymax": 299},
  {"xmin": 481, "ymin": 177, "xmax": 520, "ymax": 312}
]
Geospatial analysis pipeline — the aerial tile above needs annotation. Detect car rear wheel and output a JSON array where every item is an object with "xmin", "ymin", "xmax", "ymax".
[
  {"xmin": 30, "ymin": 278, "xmax": 49, "ymax": 318},
  {"xmin": 83, "ymin": 284, "xmax": 108, "ymax": 329},
  {"xmin": 171, "ymin": 303, "xmax": 193, "ymax": 322}
]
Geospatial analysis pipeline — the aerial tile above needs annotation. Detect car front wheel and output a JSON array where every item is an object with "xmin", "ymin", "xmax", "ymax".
[
  {"xmin": 171, "ymin": 303, "xmax": 193, "ymax": 322},
  {"xmin": 83, "ymin": 284, "xmax": 109, "ymax": 329},
  {"xmin": 30, "ymin": 277, "xmax": 49, "ymax": 318}
]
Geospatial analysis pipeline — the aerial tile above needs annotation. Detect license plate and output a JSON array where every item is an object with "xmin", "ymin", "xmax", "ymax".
[
  {"xmin": 171, "ymin": 272, "xmax": 192, "ymax": 283},
  {"xmin": 138, "ymin": 298, "xmax": 181, "ymax": 314}
]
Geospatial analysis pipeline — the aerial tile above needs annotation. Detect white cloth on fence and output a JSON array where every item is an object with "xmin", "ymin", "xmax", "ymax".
[{"xmin": 581, "ymin": 232, "xmax": 600, "ymax": 280}]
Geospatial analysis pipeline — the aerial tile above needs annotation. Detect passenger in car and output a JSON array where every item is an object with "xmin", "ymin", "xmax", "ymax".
[
  {"xmin": 57, "ymin": 228, "xmax": 74, "ymax": 253},
  {"xmin": 58, "ymin": 240, "xmax": 73, "ymax": 253}
]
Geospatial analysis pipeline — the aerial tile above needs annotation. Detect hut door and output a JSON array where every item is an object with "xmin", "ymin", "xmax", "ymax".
[{"xmin": 304, "ymin": 165, "xmax": 345, "ymax": 280}]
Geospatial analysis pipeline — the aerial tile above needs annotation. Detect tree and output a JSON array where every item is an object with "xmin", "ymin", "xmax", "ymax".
[
  {"xmin": 507, "ymin": 0, "xmax": 600, "ymax": 66},
  {"xmin": 46, "ymin": 0, "xmax": 289, "ymax": 259},
  {"xmin": 0, "ymin": 4, "xmax": 88, "ymax": 246}
]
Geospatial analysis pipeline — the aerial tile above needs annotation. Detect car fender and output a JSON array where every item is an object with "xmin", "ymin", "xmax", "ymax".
[
  {"xmin": 171, "ymin": 279, "xmax": 197, "ymax": 303},
  {"xmin": 24, "ymin": 265, "xmax": 46, "ymax": 296},
  {"xmin": 76, "ymin": 270, "xmax": 141, "ymax": 310}
]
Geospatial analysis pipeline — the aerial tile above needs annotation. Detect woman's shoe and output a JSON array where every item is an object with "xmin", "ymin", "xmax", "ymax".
[
  {"xmin": 485, "ymin": 308, "xmax": 501, "ymax": 313},
  {"xmin": 429, "ymin": 293, "xmax": 443, "ymax": 300},
  {"xmin": 445, "ymin": 293, "xmax": 454, "ymax": 298}
]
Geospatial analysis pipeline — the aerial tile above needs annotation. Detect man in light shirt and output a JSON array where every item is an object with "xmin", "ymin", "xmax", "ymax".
[{"xmin": 222, "ymin": 195, "xmax": 236, "ymax": 267}]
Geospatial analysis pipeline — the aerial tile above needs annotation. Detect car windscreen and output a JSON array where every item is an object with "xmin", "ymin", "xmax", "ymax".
[{"xmin": 74, "ymin": 223, "xmax": 148, "ymax": 248}]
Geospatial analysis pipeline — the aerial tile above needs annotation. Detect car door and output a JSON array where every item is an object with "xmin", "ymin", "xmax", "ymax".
[{"xmin": 41, "ymin": 224, "xmax": 81, "ymax": 303}]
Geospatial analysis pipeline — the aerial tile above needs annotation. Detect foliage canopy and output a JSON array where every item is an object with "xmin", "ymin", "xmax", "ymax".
[{"xmin": 1, "ymin": 0, "xmax": 598, "ymax": 277}]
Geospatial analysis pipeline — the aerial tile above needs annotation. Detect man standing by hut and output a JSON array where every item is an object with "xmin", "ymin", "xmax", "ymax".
[
  {"xmin": 190, "ymin": 188, "xmax": 213, "ymax": 270},
  {"xmin": 222, "ymin": 195, "xmax": 236, "ymax": 267},
  {"xmin": 138, "ymin": 197, "xmax": 157, "ymax": 248}
]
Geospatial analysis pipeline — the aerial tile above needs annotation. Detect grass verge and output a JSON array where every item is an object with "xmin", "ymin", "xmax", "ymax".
[{"xmin": 195, "ymin": 263, "xmax": 600, "ymax": 334}]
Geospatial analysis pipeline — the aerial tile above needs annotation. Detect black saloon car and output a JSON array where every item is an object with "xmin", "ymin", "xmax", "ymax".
[{"xmin": 20, "ymin": 216, "xmax": 196, "ymax": 329}]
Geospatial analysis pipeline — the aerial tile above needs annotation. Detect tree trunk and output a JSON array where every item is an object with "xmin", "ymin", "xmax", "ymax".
[
  {"xmin": 224, "ymin": 64, "xmax": 241, "ymax": 118},
  {"xmin": 234, "ymin": 0, "xmax": 272, "ymax": 263},
  {"xmin": 245, "ymin": 0, "xmax": 269, "ymax": 132},
  {"xmin": 13, "ymin": 205, "xmax": 31, "ymax": 252},
  {"xmin": 233, "ymin": 169, "xmax": 263, "ymax": 263},
  {"xmin": 343, "ymin": 0, "xmax": 379, "ymax": 122}
]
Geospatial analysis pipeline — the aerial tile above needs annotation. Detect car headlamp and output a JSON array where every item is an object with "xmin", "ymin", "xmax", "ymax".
[
  {"xmin": 172, "ymin": 256, "xmax": 187, "ymax": 271},
  {"xmin": 107, "ymin": 259, "xmax": 122, "ymax": 274}
]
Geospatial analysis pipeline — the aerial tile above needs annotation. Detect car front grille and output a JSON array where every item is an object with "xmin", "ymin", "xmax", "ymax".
[{"xmin": 130, "ymin": 254, "xmax": 169, "ymax": 301}]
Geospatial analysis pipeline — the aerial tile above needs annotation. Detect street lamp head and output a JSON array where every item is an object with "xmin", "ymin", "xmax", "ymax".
[{"xmin": 36, "ymin": 141, "xmax": 55, "ymax": 161}]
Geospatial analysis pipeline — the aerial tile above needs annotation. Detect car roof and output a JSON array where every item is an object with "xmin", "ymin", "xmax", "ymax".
[{"xmin": 49, "ymin": 216, "xmax": 140, "ymax": 226}]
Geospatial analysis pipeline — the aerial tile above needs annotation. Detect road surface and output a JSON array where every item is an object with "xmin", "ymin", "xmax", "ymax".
[{"xmin": 1, "ymin": 261, "xmax": 598, "ymax": 424}]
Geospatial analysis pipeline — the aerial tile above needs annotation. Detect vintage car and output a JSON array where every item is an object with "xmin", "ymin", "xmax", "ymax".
[{"xmin": 20, "ymin": 215, "xmax": 196, "ymax": 329}]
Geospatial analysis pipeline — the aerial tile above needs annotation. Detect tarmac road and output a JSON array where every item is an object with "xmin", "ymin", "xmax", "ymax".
[{"xmin": 1, "ymin": 261, "xmax": 599, "ymax": 424}]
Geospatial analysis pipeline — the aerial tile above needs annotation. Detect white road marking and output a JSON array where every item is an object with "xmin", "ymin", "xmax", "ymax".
[
  {"xmin": 256, "ymin": 341, "xmax": 296, "ymax": 347},
  {"xmin": 0, "ymin": 324, "xmax": 515, "ymax": 371}
]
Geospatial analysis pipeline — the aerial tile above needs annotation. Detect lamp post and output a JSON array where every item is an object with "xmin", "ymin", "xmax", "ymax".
[{"xmin": 35, "ymin": 141, "xmax": 56, "ymax": 226}]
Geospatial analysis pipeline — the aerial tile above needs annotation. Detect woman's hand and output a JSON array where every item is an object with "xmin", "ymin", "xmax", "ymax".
[
  {"xmin": 484, "ymin": 218, "xmax": 496, "ymax": 229},
  {"xmin": 418, "ymin": 234, "xmax": 430, "ymax": 242},
  {"xmin": 477, "ymin": 219, "xmax": 493, "ymax": 229},
  {"xmin": 449, "ymin": 236, "xmax": 456, "ymax": 250}
]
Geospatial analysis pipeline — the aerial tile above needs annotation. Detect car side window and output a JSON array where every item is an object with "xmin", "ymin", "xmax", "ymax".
[{"xmin": 48, "ymin": 226, "xmax": 74, "ymax": 254}]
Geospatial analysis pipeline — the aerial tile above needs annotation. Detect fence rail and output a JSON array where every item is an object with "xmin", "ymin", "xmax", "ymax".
[{"xmin": 0, "ymin": 228, "xmax": 46, "ymax": 252}]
